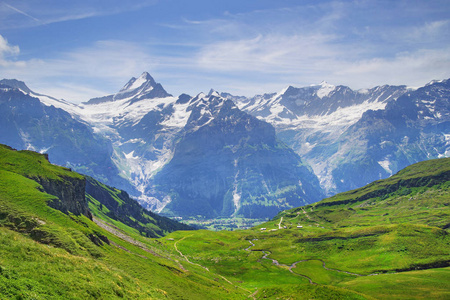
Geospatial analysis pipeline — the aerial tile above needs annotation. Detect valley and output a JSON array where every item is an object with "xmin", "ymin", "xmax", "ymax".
[
  {"xmin": 1, "ymin": 74, "xmax": 448, "ymax": 227},
  {"xmin": 1, "ymin": 2, "xmax": 449, "ymax": 299},
  {"xmin": 0, "ymin": 144, "xmax": 448, "ymax": 299}
]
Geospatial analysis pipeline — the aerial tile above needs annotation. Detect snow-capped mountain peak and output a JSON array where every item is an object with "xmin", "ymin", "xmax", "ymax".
[
  {"xmin": 120, "ymin": 72, "xmax": 156, "ymax": 92},
  {"xmin": 0, "ymin": 79, "xmax": 78, "ymax": 112},
  {"xmin": 85, "ymin": 72, "xmax": 172, "ymax": 105},
  {"xmin": 207, "ymin": 88, "xmax": 220, "ymax": 97},
  {"xmin": 0, "ymin": 79, "xmax": 33, "ymax": 94},
  {"xmin": 315, "ymin": 81, "xmax": 336, "ymax": 98}
]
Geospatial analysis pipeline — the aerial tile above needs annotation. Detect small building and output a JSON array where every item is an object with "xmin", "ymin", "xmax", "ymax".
[
  {"xmin": 297, "ymin": 225, "xmax": 303, "ymax": 228},
  {"xmin": 260, "ymin": 228, "xmax": 266, "ymax": 231}
]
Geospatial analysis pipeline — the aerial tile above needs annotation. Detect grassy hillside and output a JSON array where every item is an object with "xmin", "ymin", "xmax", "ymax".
[
  {"xmin": 273, "ymin": 157, "xmax": 450, "ymax": 229},
  {"xmin": 85, "ymin": 176, "xmax": 192, "ymax": 238},
  {"xmin": 0, "ymin": 145, "xmax": 247, "ymax": 299},
  {"xmin": 1, "ymin": 143, "xmax": 449, "ymax": 299},
  {"xmin": 162, "ymin": 158, "xmax": 450, "ymax": 299}
]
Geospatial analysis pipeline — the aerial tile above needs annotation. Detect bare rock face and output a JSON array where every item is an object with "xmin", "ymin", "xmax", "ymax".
[
  {"xmin": 151, "ymin": 96, "xmax": 325, "ymax": 219},
  {"xmin": 36, "ymin": 175, "xmax": 92, "ymax": 219}
]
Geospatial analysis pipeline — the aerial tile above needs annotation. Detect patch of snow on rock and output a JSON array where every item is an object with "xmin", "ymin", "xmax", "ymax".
[{"xmin": 316, "ymin": 81, "xmax": 335, "ymax": 99}]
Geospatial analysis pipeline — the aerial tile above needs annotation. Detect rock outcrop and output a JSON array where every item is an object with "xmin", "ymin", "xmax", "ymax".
[{"xmin": 36, "ymin": 175, "xmax": 92, "ymax": 219}]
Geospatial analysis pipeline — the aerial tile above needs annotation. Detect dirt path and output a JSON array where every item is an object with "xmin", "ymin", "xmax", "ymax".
[
  {"xmin": 174, "ymin": 235, "xmax": 253, "ymax": 297},
  {"xmin": 278, "ymin": 217, "xmax": 283, "ymax": 229},
  {"xmin": 174, "ymin": 236, "xmax": 209, "ymax": 272},
  {"xmin": 245, "ymin": 239, "xmax": 257, "ymax": 251}
]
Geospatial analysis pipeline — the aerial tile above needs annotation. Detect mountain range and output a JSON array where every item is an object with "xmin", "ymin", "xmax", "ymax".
[
  {"xmin": 1, "ymin": 140, "xmax": 448, "ymax": 299},
  {"xmin": 0, "ymin": 73, "xmax": 448, "ymax": 223}
]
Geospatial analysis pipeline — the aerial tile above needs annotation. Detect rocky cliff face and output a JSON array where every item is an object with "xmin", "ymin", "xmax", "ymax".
[
  {"xmin": 151, "ymin": 95, "xmax": 325, "ymax": 219},
  {"xmin": 36, "ymin": 175, "xmax": 91, "ymax": 219},
  {"xmin": 0, "ymin": 144, "xmax": 92, "ymax": 219}
]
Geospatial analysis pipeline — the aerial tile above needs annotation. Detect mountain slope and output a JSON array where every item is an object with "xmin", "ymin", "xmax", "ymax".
[
  {"xmin": 274, "ymin": 157, "xmax": 450, "ymax": 229},
  {"xmin": 85, "ymin": 176, "xmax": 192, "ymax": 238},
  {"xmin": 328, "ymin": 79, "xmax": 450, "ymax": 193},
  {"xmin": 0, "ymin": 144, "xmax": 246, "ymax": 299},
  {"xmin": 227, "ymin": 83, "xmax": 410, "ymax": 194},
  {"xmin": 228, "ymin": 80, "xmax": 449, "ymax": 196},
  {"xmin": 0, "ymin": 82, "xmax": 135, "ymax": 194},
  {"xmin": 151, "ymin": 94, "xmax": 324, "ymax": 219},
  {"xmin": 162, "ymin": 158, "xmax": 450, "ymax": 299}
]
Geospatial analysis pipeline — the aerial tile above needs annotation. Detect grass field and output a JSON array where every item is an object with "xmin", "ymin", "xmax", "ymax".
[{"xmin": 1, "ymin": 145, "xmax": 449, "ymax": 299}]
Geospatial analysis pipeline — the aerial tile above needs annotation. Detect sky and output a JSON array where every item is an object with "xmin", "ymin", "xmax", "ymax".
[{"xmin": 0, "ymin": 0, "xmax": 449, "ymax": 103}]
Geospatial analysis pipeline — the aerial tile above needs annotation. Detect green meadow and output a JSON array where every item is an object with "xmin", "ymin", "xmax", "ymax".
[{"xmin": 1, "ymin": 144, "xmax": 449, "ymax": 299}]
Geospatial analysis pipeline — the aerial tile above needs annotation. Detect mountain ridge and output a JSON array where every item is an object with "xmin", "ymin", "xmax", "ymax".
[{"xmin": 0, "ymin": 73, "xmax": 448, "ymax": 225}]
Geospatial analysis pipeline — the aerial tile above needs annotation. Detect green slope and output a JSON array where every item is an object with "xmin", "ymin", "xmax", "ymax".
[
  {"xmin": 162, "ymin": 158, "xmax": 450, "ymax": 299},
  {"xmin": 0, "ymin": 144, "xmax": 247, "ymax": 299},
  {"xmin": 1, "ymin": 143, "xmax": 449, "ymax": 299},
  {"xmin": 85, "ymin": 175, "xmax": 192, "ymax": 238},
  {"xmin": 273, "ymin": 157, "xmax": 450, "ymax": 229}
]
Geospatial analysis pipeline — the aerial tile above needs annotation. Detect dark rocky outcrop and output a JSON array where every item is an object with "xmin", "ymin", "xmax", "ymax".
[{"xmin": 35, "ymin": 176, "xmax": 92, "ymax": 219}]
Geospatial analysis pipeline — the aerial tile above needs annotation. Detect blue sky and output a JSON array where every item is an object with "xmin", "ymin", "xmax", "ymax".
[{"xmin": 1, "ymin": 0, "xmax": 449, "ymax": 103}]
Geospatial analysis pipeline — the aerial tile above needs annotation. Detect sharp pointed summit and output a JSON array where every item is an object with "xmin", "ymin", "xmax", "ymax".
[
  {"xmin": 120, "ymin": 72, "xmax": 157, "ymax": 92},
  {"xmin": 85, "ymin": 72, "xmax": 172, "ymax": 105},
  {"xmin": 207, "ymin": 88, "xmax": 220, "ymax": 97}
]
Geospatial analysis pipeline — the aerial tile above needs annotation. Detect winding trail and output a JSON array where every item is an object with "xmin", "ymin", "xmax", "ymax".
[
  {"xmin": 174, "ymin": 235, "xmax": 253, "ymax": 297},
  {"xmin": 278, "ymin": 217, "xmax": 283, "ymax": 229},
  {"xmin": 174, "ymin": 236, "xmax": 209, "ymax": 272}
]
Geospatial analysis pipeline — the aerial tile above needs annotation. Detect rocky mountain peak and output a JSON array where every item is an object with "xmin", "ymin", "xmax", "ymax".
[
  {"xmin": 120, "ymin": 72, "xmax": 156, "ymax": 92},
  {"xmin": 207, "ymin": 88, "xmax": 220, "ymax": 97},
  {"xmin": 85, "ymin": 72, "xmax": 172, "ymax": 105},
  {"xmin": 0, "ymin": 79, "xmax": 33, "ymax": 94}
]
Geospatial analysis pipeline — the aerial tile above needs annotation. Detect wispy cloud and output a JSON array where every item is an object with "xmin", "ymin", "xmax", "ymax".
[
  {"xmin": 1, "ymin": 1, "xmax": 449, "ymax": 101},
  {"xmin": 172, "ymin": 1, "xmax": 450, "ymax": 90},
  {"xmin": 0, "ymin": 37, "xmax": 159, "ymax": 102},
  {"xmin": 196, "ymin": 33, "xmax": 338, "ymax": 73},
  {"xmin": 3, "ymin": 3, "xmax": 40, "ymax": 22},
  {"xmin": 0, "ymin": 0, "xmax": 159, "ymax": 29},
  {"xmin": 333, "ymin": 48, "xmax": 450, "ymax": 88}
]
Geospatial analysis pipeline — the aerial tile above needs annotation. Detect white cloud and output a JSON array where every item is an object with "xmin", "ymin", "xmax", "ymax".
[
  {"xmin": 0, "ymin": 38, "xmax": 159, "ymax": 102},
  {"xmin": 333, "ymin": 48, "xmax": 450, "ymax": 88},
  {"xmin": 0, "ymin": 1, "xmax": 159, "ymax": 29},
  {"xmin": 197, "ymin": 33, "xmax": 338, "ymax": 73},
  {"xmin": 0, "ymin": 35, "xmax": 20, "ymax": 65}
]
